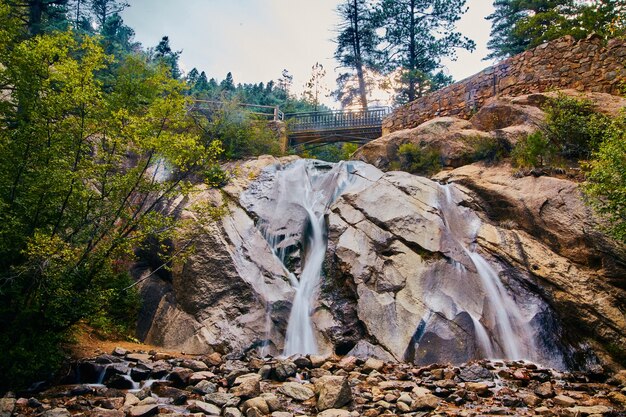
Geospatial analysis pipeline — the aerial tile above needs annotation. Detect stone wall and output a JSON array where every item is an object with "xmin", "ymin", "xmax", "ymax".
[{"xmin": 383, "ymin": 35, "xmax": 626, "ymax": 134}]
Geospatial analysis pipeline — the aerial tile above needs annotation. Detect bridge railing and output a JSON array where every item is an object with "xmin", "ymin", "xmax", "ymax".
[
  {"xmin": 192, "ymin": 100, "xmax": 284, "ymax": 121},
  {"xmin": 285, "ymin": 107, "xmax": 391, "ymax": 133}
]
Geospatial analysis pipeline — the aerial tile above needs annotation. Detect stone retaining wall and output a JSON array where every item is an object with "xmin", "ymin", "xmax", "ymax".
[{"xmin": 383, "ymin": 35, "xmax": 626, "ymax": 134}]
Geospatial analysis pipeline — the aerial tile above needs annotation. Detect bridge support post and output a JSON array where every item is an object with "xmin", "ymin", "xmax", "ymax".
[{"xmin": 268, "ymin": 120, "xmax": 288, "ymax": 154}]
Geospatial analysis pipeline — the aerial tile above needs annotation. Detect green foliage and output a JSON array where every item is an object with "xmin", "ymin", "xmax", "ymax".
[
  {"xmin": 0, "ymin": 24, "xmax": 219, "ymax": 390},
  {"xmin": 543, "ymin": 94, "xmax": 610, "ymax": 158},
  {"xmin": 86, "ymin": 271, "xmax": 140, "ymax": 338},
  {"xmin": 204, "ymin": 162, "xmax": 230, "ymax": 188},
  {"xmin": 341, "ymin": 143, "xmax": 360, "ymax": 160},
  {"xmin": 466, "ymin": 135, "xmax": 504, "ymax": 163},
  {"xmin": 396, "ymin": 143, "xmax": 442, "ymax": 175},
  {"xmin": 298, "ymin": 142, "xmax": 360, "ymax": 162},
  {"xmin": 377, "ymin": 0, "xmax": 474, "ymax": 103},
  {"xmin": 198, "ymin": 100, "xmax": 283, "ymax": 160},
  {"xmin": 583, "ymin": 112, "xmax": 626, "ymax": 243},
  {"xmin": 511, "ymin": 131, "xmax": 558, "ymax": 168},
  {"xmin": 486, "ymin": 0, "xmax": 626, "ymax": 60}
]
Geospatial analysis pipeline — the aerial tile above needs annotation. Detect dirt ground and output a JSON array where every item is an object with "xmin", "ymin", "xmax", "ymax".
[{"xmin": 65, "ymin": 324, "xmax": 185, "ymax": 360}]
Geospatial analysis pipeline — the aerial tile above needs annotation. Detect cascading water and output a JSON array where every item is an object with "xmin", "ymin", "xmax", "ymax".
[
  {"xmin": 242, "ymin": 159, "xmax": 375, "ymax": 356},
  {"xmin": 437, "ymin": 183, "xmax": 538, "ymax": 362}
]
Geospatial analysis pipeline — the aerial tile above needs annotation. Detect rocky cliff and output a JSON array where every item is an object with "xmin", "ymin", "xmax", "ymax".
[{"xmin": 134, "ymin": 154, "xmax": 625, "ymax": 370}]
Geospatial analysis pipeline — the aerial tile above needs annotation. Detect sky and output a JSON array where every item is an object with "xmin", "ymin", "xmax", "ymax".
[{"xmin": 122, "ymin": 0, "xmax": 496, "ymax": 108}]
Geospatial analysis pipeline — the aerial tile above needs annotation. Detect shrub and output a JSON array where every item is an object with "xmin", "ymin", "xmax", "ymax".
[
  {"xmin": 200, "ymin": 100, "xmax": 283, "ymax": 160},
  {"xmin": 297, "ymin": 142, "xmax": 359, "ymax": 162},
  {"xmin": 341, "ymin": 143, "xmax": 360, "ymax": 160},
  {"xmin": 543, "ymin": 94, "xmax": 610, "ymax": 158},
  {"xmin": 467, "ymin": 135, "xmax": 505, "ymax": 163},
  {"xmin": 583, "ymin": 112, "xmax": 626, "ymax": 243},
  {"xmin": 511, "ymin": 131, "xmax": 558, "ymax": 168},
  {"xmin": 397, "ymin": 143, "xmax": 442, "ymax": 175}
]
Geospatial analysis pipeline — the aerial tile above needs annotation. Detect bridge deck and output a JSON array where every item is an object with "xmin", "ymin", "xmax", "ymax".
[{"xmin": 285, "ymin": 107, "xmax": 390, "ymax": 147}]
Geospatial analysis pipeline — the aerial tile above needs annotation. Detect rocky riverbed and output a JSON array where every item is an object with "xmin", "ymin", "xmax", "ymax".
[{"xmin": 3, "ymin": 349, "xmax": 625, "ymax": 417}]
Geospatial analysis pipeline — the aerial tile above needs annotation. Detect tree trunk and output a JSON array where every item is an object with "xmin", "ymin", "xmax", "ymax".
[
  {"xmin": 352, "ymin": 0, "xmax": 368, "ymax": 110},
  {"xmin": 407, "ymin": 0, "xmax": 416, "ymax": 102},
  {"xmin": 28, "ymin": 0, "xmax": 43, "ymax": 34}
]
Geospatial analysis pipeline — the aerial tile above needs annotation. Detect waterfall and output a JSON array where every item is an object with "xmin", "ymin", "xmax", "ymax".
[
  {"xmin": 438, "ymin": 183, "xmax": 537, "ymax": 361},
  {"xmin": 245, "ymin": 159, "xmax": 372, "ymax": 356}
]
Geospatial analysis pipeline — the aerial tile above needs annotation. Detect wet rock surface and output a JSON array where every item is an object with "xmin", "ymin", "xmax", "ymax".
[{"xmin": 7, "ymin": 349, "xmax": 626, "ymax": 417}]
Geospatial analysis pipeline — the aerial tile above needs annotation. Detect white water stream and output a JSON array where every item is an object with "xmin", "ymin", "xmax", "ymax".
[
  {"xmin": 438, "ymin": 183, "xmax": 536, "ymax": 361},
  {"xmin": 252, "ymin": 160, "xmax": 368, "ymax": 356}
]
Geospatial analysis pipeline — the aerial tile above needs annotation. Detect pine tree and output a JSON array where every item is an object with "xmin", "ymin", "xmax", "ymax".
[
  {"xmin": 334, "ymin": 0, "xmax": 381, "ymax": 109},
  {"xmin": 153, "ymin": 35, "xmax": 182, "ymax": 79},
  {"xmin": 485, "ymin": 0, "xmax": 625, "ymax": 60},
  {"xmin": 220, "ymin": 71, "xmax": 235, "ymax": 96},
  {"xmin": 378, "ymin": 0, "xmax": 474, "ymax": 104},
  {"xmin": 89, "ymin": 0, "xmax": 128, "ymax": 27},
  {"xmin": 6, "ymin": 0, "xmax": 70, "ymax": 34}
]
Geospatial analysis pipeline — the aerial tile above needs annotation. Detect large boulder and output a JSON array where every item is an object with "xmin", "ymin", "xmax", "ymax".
[
  {"xmin": 356, "ymin": 90, "xmax": 625, "ymax": 174},
  {"xmin": 435, "ymin": 163, "xmax": 626, "ymax": 368},
  {"xmin": 320, "ymin": 170, "xmax": 564, "ymax": 366},
  {"xmin": 136, "ymin": 156, "xmax": 297, "ymax": 355},
  {"xmin": 354, "ymin": 117, "xmax": 495, "ymax": 170}
]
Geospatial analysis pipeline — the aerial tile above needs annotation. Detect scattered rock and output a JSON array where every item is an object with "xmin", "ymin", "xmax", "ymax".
[
  {"xmin": 128, "ymin": 405, "xmax": 158, "ymax": 417},
  {"xmin": 562, "ymin": 405, "xmax": 612, "ymax": 416},
  {"xmin": 274, "ymin": 361, "xmax": 297, "ymax": 381},
  {"xmin": 459, "ymin": 364, "xmax": 493, "ymax": 382},
  {"xmin": 278, "ymin": 382, "xmax": 315, "ymax": 401},
  {"xmin": 223, "ymin": 408, "xmax": 243, "ymax": 417},
  {"xmin": 362, "ymin": 358, "xmax": 384, "ymax": 373},
  {"xmin": 554, "ymin": 394, "xmax": 577, "ymax": 407},
  {"xmin": 411, "ymin": 394, "xmax": 440, "ymax": 410},
  {"xmin": 231, "ymin": 374, "xmax": 261, "ymax": 399},
  {"xmin": 535, "ymin": 381, "xmax": 555, "ymax": 398},
  {"xmin": 241, "ymin": 397, "xmax": 270, "ymax": 415},
  {"xmin": 126, "ymin": 353, "xmax": 151, "ymax": 363},
  {"xmin": 315, "ymin": 376, "xmax": 352, "ymax": 411},
  {"xmin": 317, "ymin": 409, "xmax": 352, "ymax": 417},
  {"xmin": 187, "ymin": 400, "xmax": 221, "ymax": 415}
]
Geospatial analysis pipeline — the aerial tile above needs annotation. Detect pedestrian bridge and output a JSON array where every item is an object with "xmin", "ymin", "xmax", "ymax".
[
  {"xmin": 192, "ymin": 100, "xmax": 390, "ymax": 149},
  {"xmin": 284, "ymin": 107, "xmax": 390, "ymax": 149}
]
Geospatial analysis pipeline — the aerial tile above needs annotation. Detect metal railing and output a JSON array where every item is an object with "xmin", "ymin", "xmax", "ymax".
[
  {"xmin": 285, "ymin": 107, "xmax": 391, "ymax": 133},
  {"xmin": 192, "ymin": 100, "xmax": 284, "ymax": 121}
]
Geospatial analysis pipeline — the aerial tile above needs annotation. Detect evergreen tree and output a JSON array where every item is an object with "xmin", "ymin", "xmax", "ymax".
[
  {"xmin": 153, "ymin": 35, "xmax": 182, "ymax": 79},
  {"xmin": 277, "ymin": 69, "xmax": 293, "ymax": 96},
  {"xmin": 334, "ymin": 0, "xmax": 381, "ymax": 109},
  {"xmin": 220, "ymin": 71, "xmax": 235, "ymax": 96},
  {"xmin": 89, "ymin": 0, "xmax": 127, "ymax": 27},
  {"xmin": 486, "ymin": 0, "xmax": 626, "ymax": 60},
  {"xmin": 6, "ymin": 0, "xmax": 70, "ymax": 34},
  {"xmin": 100, "ymin": 12, "xmax": 136, "ymax": 55},
  {"xmin": 377, "ymin": 0, "xmax": 474, "ymax": 104}
]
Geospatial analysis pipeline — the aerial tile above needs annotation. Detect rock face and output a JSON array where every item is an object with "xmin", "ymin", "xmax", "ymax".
[
  {"xmin": 135, "ymin": 156, "xmax": 298, "ymax": 354},
  {"xmin": 355, "ymin": 90, "xmax": 626, "ymax": 172},
  {"xmin": 135, "ymin": 156, "xmax": 625, "ymax": 369},
  {"xmin": 320, "ymin": 166, "xmax": 586, "ymax": 368},
  {"xmin": 434, "ymin": 163, "xmax": 626, "ymax": 367}
]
